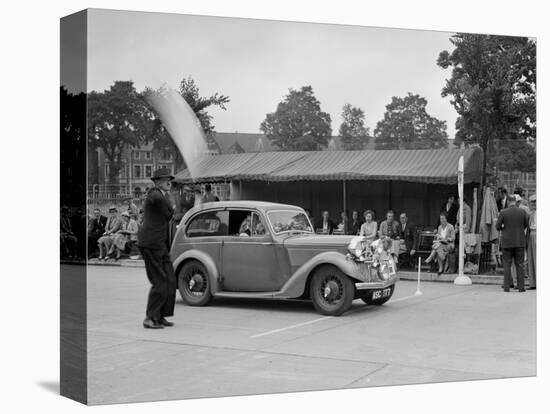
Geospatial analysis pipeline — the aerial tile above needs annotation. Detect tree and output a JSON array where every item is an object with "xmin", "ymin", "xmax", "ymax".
[
  {"xmin": 145, "ymin": 76, "xmax": 230, "ymax": 170},
  {"xmin": 339, "ymin": 104, "xmax": 370, "ymax": 150},
  {"xmin": 260, "ymin": 86, "xmax": 332, "ymax": 151},
  {"xmin": 61, "ymin": 87, "xmax": 87, "ymax": 203},
  {"xmin": 437, "ymin": 33, "xmax": 536, "ymax": 184},
  {"xmin": 88, "ymin": 81, "xmax": 150, "ymax": 183},
  {"xmin": 373, "ymin": 93, "xmax": 449, "ymax": 150}
]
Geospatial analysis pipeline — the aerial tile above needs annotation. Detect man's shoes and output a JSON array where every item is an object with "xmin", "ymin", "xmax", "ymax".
[
  {"xmin": 159, "ymin": 318, "xmax": 174, "ymax": 327},
  {"xmin": 503, "ymin": 288, "xmax": 510, "ymax": 292},
  {"xmin": 518, "ymin": 288, "xmax": 526, "ymax": 292},
  {"xmin": 143, "ymin": 318, "xmax": 164, "ymax": 329}
]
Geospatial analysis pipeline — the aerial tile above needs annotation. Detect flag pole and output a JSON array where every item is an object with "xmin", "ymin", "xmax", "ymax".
[{"xmin": 455, "ymin": 155, "xmax": 472, "ymax": 285}]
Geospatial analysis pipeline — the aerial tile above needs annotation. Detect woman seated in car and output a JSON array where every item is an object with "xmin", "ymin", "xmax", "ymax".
[{"xmin": 425, "ymin": 212, "xmax": 455, "ymax": 275}]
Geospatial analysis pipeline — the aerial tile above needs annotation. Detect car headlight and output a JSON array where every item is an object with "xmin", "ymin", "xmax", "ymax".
[{"xmin": 347, "ymin": 236, "xmax": 367, "ymax": 261}]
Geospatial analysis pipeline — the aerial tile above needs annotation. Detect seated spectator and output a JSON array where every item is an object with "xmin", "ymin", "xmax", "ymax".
[
  {"xmin": 88, "ymin": 207, "xmax": 107, "ymax": 258},
  {"xmin": 60, "ymin": 206, "xmax": 78, "ymax": 259},
  {"xmin": 397, "ymin": 212, "xmax": 418, "ymax": 269},
  {"xmin": 316, "ymin": 210, "xmax": 334, "ymax": 234},
  {"xmin": 97, "ymin": 206, "xmax": 122, "ymax": 260},
  {"xmin": 378, "ymin": 210, "xmax": 400, "ymax": 239},
  {"xmin": 348, "ymin": 210, "xmax": 363, "ymax": 235},
  {"xmin": 426, "ymin": 212, "xmax": 456, "ymax": 275},
  {"xmin": 359, "ymin": 210, "xmax": 378, "ymax": 243},
  {"xmin": 109, "ymin": 211, "xmax": 139, "ymax": 260},
  {"xmin": 335, "ymin": 210, "xmax": 349, "ymax": 234}
]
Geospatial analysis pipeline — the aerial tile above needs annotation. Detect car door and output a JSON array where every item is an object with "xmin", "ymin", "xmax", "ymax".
[
  {"xmin": 183, "ymin": 209, "xmax": 228, "ymax": 270},
  {"xmin": 221, "ymin": 209, "xmax": 281, "ymax": 292}
]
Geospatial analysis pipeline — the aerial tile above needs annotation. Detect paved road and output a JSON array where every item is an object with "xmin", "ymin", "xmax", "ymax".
[{"xmin": 86, "ymin": 265, "xmax": 536, "ymax": 405}]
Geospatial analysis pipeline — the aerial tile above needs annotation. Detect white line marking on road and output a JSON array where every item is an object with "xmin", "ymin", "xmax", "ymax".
[
  {"xmin": 387, "ymin": 294, "xmax": 421, "ymax": 304},
  {"xmin": 249, "ymin": 292, "xmax": 422, "ymax": 338},
  {"xmin": 250, "ymin": 316, "xmax": 333, "ymax": 338}
]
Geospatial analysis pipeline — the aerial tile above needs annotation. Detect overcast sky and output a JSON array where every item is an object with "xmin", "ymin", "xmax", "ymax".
[{"xmin": 86, "ymin": 9, "xmax": 459, "ymax": 139}]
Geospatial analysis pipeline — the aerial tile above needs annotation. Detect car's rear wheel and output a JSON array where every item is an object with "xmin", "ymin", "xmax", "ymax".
[
  {"xmin": 310, "ymin": 266, "xmax": 354, "ymax": 316},
  {"xmin": 178, "ymin": 260, "xmax": 212, "ymax": 306},
  {"xmin": 361, "ymin": 284, "xmax": 395, "ymax": 306}
]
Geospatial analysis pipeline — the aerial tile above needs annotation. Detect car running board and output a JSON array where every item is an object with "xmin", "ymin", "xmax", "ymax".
[{"xmin": 215, "ymin": 291, "xmax": 289, "ymax": 299}]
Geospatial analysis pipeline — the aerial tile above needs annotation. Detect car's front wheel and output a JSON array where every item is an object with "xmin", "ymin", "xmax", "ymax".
[
  {"xmin": 310, "ymin": 266, "xmax": 354, "ymax": 316},
  {"xmin": 178, "ymin": 260, "xmax": 212, "ymax": 306}
]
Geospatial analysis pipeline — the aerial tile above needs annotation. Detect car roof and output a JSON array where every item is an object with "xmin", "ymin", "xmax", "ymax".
[{"xmin": 186, "ymin": 200, "xmax": 304, "ymax": 216}]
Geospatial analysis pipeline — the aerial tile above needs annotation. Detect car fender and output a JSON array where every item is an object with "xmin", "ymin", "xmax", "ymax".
[
  {"xmin": 277, "ymin": 251, "xmax": 367, "ymax": 298},
  {"xmin": 172, "ymin": 249, "xmax": 221, "ymax": 295}
]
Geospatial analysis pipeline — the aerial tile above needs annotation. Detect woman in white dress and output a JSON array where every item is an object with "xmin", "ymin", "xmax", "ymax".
[{"xmin": 426, "ymin": 212, "xmax": 456, "ymax": 275}]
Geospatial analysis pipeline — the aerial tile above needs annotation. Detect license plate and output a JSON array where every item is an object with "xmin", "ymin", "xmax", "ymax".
[{"xmin": 372, "ymin": 287, "xmax": 392, "ymax": 300}]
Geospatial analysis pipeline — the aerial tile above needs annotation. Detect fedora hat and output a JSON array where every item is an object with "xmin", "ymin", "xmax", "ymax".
[
  {"xmin": 151, "ymin": 167, "xmax": 174, "ymax": 181},
  {"xmin": 121, "ymin": 211, "xmax": 130, "ymax": 218},
  {"xmin": 108, "ymin": 206, "xmax": 118, "ymax": 213}
]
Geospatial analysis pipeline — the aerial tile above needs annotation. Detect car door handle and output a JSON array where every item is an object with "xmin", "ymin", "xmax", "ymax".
[{"xmin": 261, "ymin": 242, "xmax": 273, "ymax": 246}]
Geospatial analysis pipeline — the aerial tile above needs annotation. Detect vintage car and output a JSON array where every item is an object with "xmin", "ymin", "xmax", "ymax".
[{"xmin": 170, "ymin": 201, "xmax": 398, "ymax": 316}]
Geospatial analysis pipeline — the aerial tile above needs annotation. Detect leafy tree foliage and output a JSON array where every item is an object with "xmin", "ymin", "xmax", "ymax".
[
  {"xmin": 339, "ymin": 104, "xmax": 370, "ymax": 150},
  {"xmin": 374, "ymin": 93, "xmax": 448, "ymax": 149},
  {"xmin": 437, "ymin": 33, "xmax": 536, "ymax": 182},
  {"xmin": 88, "ymin": 81, "xmax": 149, "ymax": 183},
  {"xmin": 61, "ymin": 87, "xmax": 87, "ymax": 204},
  {"xmin": 260, "ymin": 86, "xmax": 332, "ymax": 151}
]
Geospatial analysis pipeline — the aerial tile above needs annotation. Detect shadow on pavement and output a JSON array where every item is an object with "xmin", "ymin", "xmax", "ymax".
[{"xmin": 36, "ymin": 380, "xmax": 59, "ymax": 394}]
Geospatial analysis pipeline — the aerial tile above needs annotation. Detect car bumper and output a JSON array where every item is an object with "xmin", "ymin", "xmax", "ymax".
[{"xmin": 354, "ymin": 277, "xmax": 398, "ymax": 290}]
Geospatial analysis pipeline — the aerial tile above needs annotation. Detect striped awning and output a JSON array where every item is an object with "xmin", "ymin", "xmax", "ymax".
[{"xmin": 174, "ymin": 147, "xmax": 483, "ymax": 185}]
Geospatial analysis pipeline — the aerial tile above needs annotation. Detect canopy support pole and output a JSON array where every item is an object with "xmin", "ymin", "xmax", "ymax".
[
  {"xmin": 455, "ymin": 155, "xmax": 472, "ymax": 285},
  {"xmin": 343, "ymin": 180, "xmax": 347, "ymax": 215}
]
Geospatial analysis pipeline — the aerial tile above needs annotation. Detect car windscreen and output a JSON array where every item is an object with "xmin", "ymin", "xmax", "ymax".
[{"xmin": 266, "ymin": 210, "xmax": 313, "ymax": 234}]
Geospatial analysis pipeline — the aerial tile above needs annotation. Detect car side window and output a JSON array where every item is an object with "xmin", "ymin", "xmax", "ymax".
[
  {"xmin": 186, "ymin": 210, "xmax": 228, "ymax": 238},
  {"xmin": 227, "ymin": 210, "xmax": 267, "ymax": 237}
]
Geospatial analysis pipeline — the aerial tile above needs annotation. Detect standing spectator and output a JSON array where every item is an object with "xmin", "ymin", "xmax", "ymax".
[
  {"xmin": 71, "ymin": 206, "xmax": 87, "ymax": 259},
  {"xmin": 425, "ymin": 212, "xmax": 456, "ymax": 275},
  {"xmin": 88, "ymin": 207, "xmax": 107, "ymax": 258},
  {"xmin": 109, "ymin": 211, "xmax": 138, "ymax": 260},
  {"xmin": 496, "ymin": 194, "xmax": 529, "ymax": 292},
  {"xmin": 348, "ymin": 210, "xmax": 363, "ymax": 235},
  {"xmin": 359, "ymin": 210, "xmax": 378, "ymax": 243},
  {"xmin": 496, "ymin": 188, "xmax": 510, "ymax": 212},
  {"xmin": 379, "ymin": 210, "xmax": 400, "ymax": 239},
  {"xmin": 440, "ymin": 194, "xmax": 458, "ymax": 226},
  {"xmin": 97, "ymin": 206, "xmax": 122, "ymax": 260},
  {"xmin": 335, "ymin": 211, "xmax": 349, "ymax": 234},
  {"xmin": 202, "ymin": 184, "xmax": 219, "ymax": 203},
  {"xmin": 527, "ymin": 194, "xmax": 536, "ymax": 290},
  {"xmin": 193, "ymin": 187, "xmax": 203, "ymax": 207},
  {"xmin": 60, "ymin": 206, "xmax": 78, "ymax": 259},
  {"xmin": 397, "ymin": 213, "xmax": 418, "ymax": 269},
  {"xmin": 455, "ymin": 197, "xmax": 472, "ymax": 234},
  {"xmin": 138, "ymin": 167, "xmax": 176, "ymax": 329},
  {"xmin": 316, "ymin": 210, "xmax": 334, "ymax": 234}
]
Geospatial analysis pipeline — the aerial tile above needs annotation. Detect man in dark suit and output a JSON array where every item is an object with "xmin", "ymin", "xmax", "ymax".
[
  {"xmin": 138, "ymin": 167, "xmax": 176, "ymax": 329},
  {"xmin": 397, "ymin": 213, "xmax": 418, "ymax": 269},
  {"xmin": 496, "ymin": 188, "xmax": 510, "ymax": 212},
  {"xmin": 440, "ymin": 194, "xmax": 458, "ymax": 226},
  {"xmin": 87, "ymin": 208, "xmax": 108, "ymax": 258},
  {"xmin": 496, "ymin": 194, "xmax": 529, "ymax": 292},
  {"xmin": 316, "ymin": 210, "xmax": 334, "ymax": 234}
]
